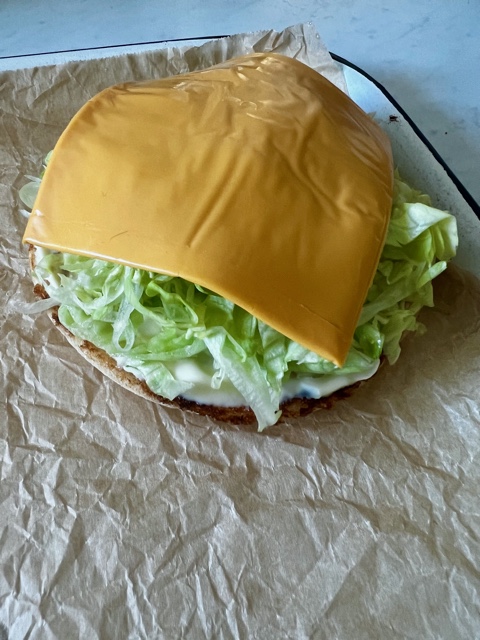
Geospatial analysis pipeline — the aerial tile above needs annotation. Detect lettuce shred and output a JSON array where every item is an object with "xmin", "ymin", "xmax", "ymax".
[{"xmin": 23, "ymin": 164, "xmax": 458, "ymax": 430}]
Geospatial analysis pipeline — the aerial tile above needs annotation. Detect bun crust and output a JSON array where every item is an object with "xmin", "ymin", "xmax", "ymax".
[{"xmin": 29, "ymin": 246, "xmax": 362, "ymax": 425}]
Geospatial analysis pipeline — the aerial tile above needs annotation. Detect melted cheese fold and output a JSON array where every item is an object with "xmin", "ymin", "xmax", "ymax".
[{"xmin": 23, "ymin": 53, "xmax": 393, "ymax": 366}]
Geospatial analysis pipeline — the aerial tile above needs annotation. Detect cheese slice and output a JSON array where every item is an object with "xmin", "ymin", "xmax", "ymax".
[{"xmin": 23, "ymin": 53, "xmax": 393, "ymax": 366}]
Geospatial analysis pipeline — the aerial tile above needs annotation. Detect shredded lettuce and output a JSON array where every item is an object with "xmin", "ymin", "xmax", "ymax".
[
  {"xmin": 19, "ymin": 151, "xmax": 52, "ymax": 209},
  {"xmin": 23, "ymin": 162, "xmax": 458, "ymax": 430}
]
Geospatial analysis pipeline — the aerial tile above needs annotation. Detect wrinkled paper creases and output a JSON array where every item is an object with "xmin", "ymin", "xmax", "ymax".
[{"xmin": 1, "ymin": 23, "xmax": 479, "ymax": 639}]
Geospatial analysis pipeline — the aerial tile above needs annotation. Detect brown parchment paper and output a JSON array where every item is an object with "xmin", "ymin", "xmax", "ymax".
[{"xmin": 1, "ymin": 23, "xmax": 480, "ymax": 640}]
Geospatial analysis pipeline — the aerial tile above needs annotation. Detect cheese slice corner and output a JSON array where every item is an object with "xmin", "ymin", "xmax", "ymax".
[{"xmin": 23, "ymin": 52, "xmax": 393, "ymax": 366}]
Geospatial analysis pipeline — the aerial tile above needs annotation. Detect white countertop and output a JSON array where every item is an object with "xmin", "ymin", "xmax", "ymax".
[{"xmin": 1, "ymin": 0, "xmax": 479, "ymax": 206}]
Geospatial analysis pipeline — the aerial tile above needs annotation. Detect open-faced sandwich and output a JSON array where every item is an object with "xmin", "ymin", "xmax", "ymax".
[{"xmin": 21, "ymin": 53, "xmax": 458, "ymax": 430}]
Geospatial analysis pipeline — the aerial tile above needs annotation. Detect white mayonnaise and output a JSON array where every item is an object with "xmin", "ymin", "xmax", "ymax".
[{"xmin": 167, "ymin": 357, "xmax": 380, "ymax": 407}]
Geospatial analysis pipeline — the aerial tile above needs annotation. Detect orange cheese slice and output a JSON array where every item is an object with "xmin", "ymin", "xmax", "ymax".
[{"xmin": 23, "ymin": 53, "xmax": 393, "ymax": 366}]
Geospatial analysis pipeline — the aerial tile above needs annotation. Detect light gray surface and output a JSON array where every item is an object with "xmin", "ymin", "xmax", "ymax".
[{"xmin": 1, "ymin": 0, "xmax": 479, "ymax": 209}]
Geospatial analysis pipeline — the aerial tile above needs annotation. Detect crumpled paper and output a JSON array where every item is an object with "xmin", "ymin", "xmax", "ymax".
[{"xmin": 1, "ymin": 23, "xmax": 480, "ymax": 639}]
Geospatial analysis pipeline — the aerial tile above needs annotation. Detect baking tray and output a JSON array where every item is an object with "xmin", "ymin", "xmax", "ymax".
[
  {"xmin": 331, "ymin": 53, "xmax": 480, "ymax": 278},
  {"xmin": 2, "ymin": 32, "xmax": 480, "ymax": 639}
]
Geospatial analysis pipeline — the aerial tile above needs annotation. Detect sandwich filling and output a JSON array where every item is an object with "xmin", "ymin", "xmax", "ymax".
[
  {"xmin": 23, "ymin": 168, "xmax": 457, "ymax": 429},
  {"xmin": 21, "ymin": 54, "xmax": 458, "ymax": 429}
]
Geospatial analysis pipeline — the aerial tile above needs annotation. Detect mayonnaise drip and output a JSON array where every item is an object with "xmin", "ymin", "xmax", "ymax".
[{"xmin": 165, "ymin": 357, "xmax": 379, "ymax": 407}]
